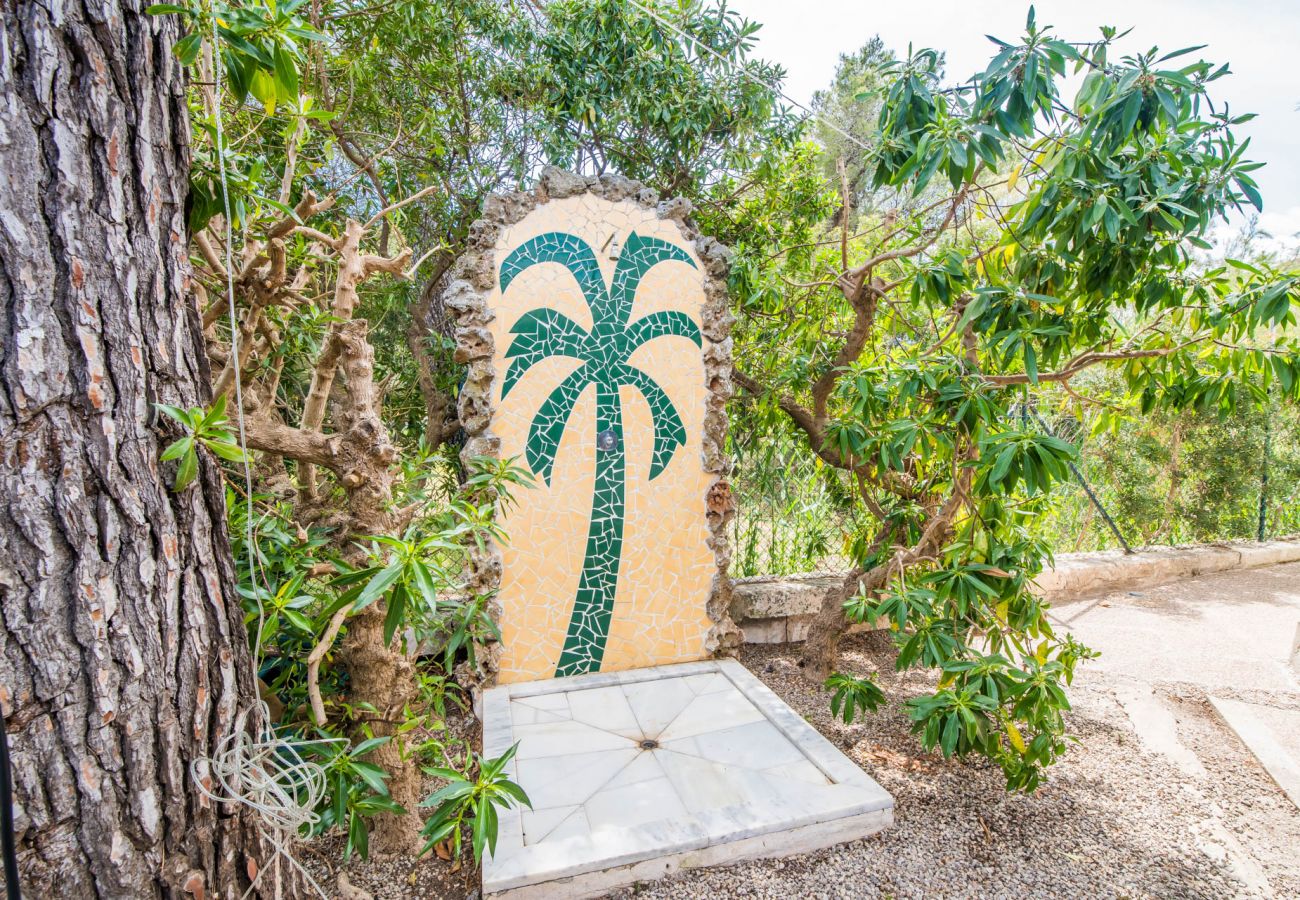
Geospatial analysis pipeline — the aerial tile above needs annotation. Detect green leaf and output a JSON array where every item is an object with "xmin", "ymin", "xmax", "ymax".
[
  {"xmin": 350, "ymin": 761, "xmax": 391, "ymax": 796},
  {"xmin": 155, "ymin": 403, "xmax": 192, "ymax": 427},
  {"xmin": 205, "ymin": 439, "xmax": 247, "ymax": 462},
  {"xmin": 174, "ymin": 447, "xmax": 199, "ymax": 491},
  {"xmin": 347, "ymin": 809, "xmax": 369, "ymax": 860},
  {"xmin": 423, "ymin": 781, "xmax": 474, "ymax": 806},
  {"xmin": 1234, "ymin": 175, "xmax": 1263, "ymax": 211},
  {"xmin": 161, "ymin": 436, "xmax": 193, "ymax": 462},
  {"xmin": 351, "ymin": 736, "xmax": 391, "ymax": 758},
  {"xmin": 382, "ymin": 581, "xmax": 407, "ymax": 645},
  {"xmin": 282, "ymin": 608, "xmax": 313, "ymax": 633},
  {"xmin": 940, "ymin": 713, "xmax": 960, "ymax": 757},
  {"xmin": 471, "ymin": 798, "xmax": 490, "ymax": 862},
  {"xmin": 201, "ymin": 394, "xmax": 228, "ymax": 428},
  {"xmin": 273, "ymin": 44, "xmax": 300, "ymax": 102},
  {"xmin": 173, "ymin": 32, "xmax": 202, "ymax": 66},
  {"xmin": 353, "ymin": 562, "xmax": 402, "ymax": 612}
]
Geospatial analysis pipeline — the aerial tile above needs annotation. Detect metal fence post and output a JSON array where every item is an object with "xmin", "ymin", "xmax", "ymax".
[
  {"xmin": 1258, "ymin": 394, "xmax": 1273, "ymax": 542},
  {"xmin": 1026, "ymin": 407, "xmax": 1132, "ymax": 555}
]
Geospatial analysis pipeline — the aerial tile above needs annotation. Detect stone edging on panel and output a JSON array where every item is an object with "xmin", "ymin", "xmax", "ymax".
[
  {"xmin": 443, "ymin": 167, "xmax": 743, "ymax": 680},
  {"xmin": 731, "ymin": 537, "xmax": 1300, "ymax": 644}
]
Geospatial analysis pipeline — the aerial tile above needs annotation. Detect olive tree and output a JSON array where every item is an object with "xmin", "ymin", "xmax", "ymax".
[{"xmin": 155, "ymin": 0, "xmax": 794, "ymax": 856}]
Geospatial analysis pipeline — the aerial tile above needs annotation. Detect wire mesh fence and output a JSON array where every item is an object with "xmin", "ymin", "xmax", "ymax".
[
  {"xmin": 727, "ymin": 401, "xmax": 1300, "ymax": 580},
  {"xmin": 1034, "ymin": 401, "xmax": 1300, "ymax": 554},
  {"xmin": 728, "ymin": 427, "xmax": 861, "ymax": 579}
]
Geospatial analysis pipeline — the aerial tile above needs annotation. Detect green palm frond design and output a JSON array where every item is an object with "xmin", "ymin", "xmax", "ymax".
[
  {"xmin": 611, "ymin": 364, "xmax": 687, "ymax": 480},
  {"xmin": 498, "ymin": 229, "xmax": 701, "ymax": 677},
  {"xmin": 502, "ymin": 309, "xmax": 588, "ymax": 398}
]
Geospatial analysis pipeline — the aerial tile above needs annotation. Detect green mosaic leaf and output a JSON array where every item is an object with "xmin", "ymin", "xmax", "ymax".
[
  {"xmin": 526, "ymin": 365, "xmax": 588, "ymax": 485},
  {"xmin": 499, "ymin": 232, "xmax": 608, "ymax": 313},
  {"xmin": 614, "ymin": 363, "xmax": 687, "ymax": 480},
  {"xmin": 608, "ymin": 232, "xmax": 696, "ymax": 327},
  {"xmin": 623, "ymin": 309, "xmax": 701, "ymax": 354},
  {"xmin": 503, "ymin": 308, "xmax": 590, "ymax": 398}
]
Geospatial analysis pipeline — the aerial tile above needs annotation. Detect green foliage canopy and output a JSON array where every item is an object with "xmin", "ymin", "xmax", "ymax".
[{"xmin": 707, "ymin": 9, "xmax": 1300, "ymax": 790}]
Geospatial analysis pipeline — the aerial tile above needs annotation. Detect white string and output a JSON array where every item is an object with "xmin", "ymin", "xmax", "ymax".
[
  {"xmin": 192, "ymin": 8, "xmax": 334, "ymax": 898},
  {"xmin": 620, "ymin": 0, "xmax": 874, "ymax": 153},
  {"xmin": 194, "ymin": 709, "xmax": 342, "ymax": 900}
]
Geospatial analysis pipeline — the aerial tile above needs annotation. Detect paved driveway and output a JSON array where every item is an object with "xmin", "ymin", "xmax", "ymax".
[{"xmin": 1052, "ymin": 561, "xmax": 1300, "ymax": 694}]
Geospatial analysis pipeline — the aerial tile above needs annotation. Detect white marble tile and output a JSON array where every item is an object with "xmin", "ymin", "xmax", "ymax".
[
  {"xmin": 541, "ymin": 807, "xmax": 591, "ymax": 844},
  {"xmin": 653, "ymin": 749, "xmax": 750, "ymax": 812},
  {"xmin": 585, "ymin": 775, "xmax": 688, "ymax": 832},
  {"xmin": 516, "ymin": 747, "xmax": 639, "ymax": 812},
  {"xmin": 481, "ymin": 661, "xmax": 894, "ymax": 899},
  {"xmin": 603, "ymin": 749, "xmax": 664, "ymax": 789},
  {"xmin": 764, "ymin": 759, "xmax": 831, "ymax": 786},
  {"xmin": 665, "ymin": 719, "xmax": 805, "ymax": 770},
  {"xmin": 513, "ymin": 692, "xmax": 570, "ymax": 715},
  {"xmin": 681, "ymin": 672, "xmax": 731, "ymax": 696},
  {"xmin": 613, "ymin": 659, "xmax": 718, "ymax": 687},
  {"xmin": 621, "ymin": 677, "xmax": 696, "ymax": 737},
  {"xmin": 656, "ymin": 687, "xmax": 765, "ymax": 742},
  {"xmin": 566, "ymin": 684, "xmax": 642, "ymax": 738},
  {"xmin": 716, "ymin": 659, "xmax": 893, "ymax": 793},
  {"xmin": 513, "ymin": 719, "xmax": 632, "ymax": 760},
  {"xmin": 743, "ymin": 766, "xmax": 880, "ymax": 821},
  {"xmin": 510, "ymin": 703, "xmax": 567, "ymax": 727},
  {"xmin": 521, "ymin": 805, "xmax": 578, "ymax": 844},
  {"xmin": 509, "ymin": 669, "xmax": 623, "ymax": 699},
  {"xmin": 482, "ymin": 686, "xmax": 515, "ymax": 758}
]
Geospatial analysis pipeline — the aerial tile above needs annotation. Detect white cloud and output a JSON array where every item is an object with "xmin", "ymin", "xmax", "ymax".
[{"xmin": 1209, "ymin": 204, "xmax": 1300, "ymax": 258}]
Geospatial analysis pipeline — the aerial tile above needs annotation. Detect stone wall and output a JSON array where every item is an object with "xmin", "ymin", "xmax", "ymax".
[
  {"xmin": 731, "ymin": 538, "xmax": 1300, "ymax": 643},
  {"xmin": 444, "ymin": 167, "xmax": 741, "ymax": 683}
]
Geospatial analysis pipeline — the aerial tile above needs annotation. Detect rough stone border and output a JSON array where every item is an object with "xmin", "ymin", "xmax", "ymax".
[
  {"xmin": 730, "ymin": 537, "xmax": 1300, "ymax": 644},
  {"xmin": 443, "ymin": 167, "xmax": 742, "ymax": 681}
]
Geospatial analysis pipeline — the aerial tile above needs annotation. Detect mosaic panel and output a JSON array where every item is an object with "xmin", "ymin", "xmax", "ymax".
[{"xmin": 487, "ymin": 193, "xmax": 718, "ymax": 682}]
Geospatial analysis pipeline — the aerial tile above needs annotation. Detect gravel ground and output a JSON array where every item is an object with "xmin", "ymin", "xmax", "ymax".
[
  {"xmin": 612, "ymin": 635, "xmax": 1300, "ymax": 900},
  {"xmin": 304, "ymin": 630, "xmax": 1300, "ymax": 900}
]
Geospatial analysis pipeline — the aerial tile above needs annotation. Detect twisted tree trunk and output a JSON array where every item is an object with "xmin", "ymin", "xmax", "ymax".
[{"xmin": 0, "ymin": 2, "xmax": 263, "ymax": 895}]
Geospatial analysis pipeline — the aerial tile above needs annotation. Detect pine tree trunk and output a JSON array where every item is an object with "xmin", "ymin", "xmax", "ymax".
[{"xmin": 0, "ymin": 2, "xmax": 263, "ymax": 896}]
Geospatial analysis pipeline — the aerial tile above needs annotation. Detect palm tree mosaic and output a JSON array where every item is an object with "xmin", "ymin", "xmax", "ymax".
[{"xmin": 499, "ymin": 230, "xmax": 701, "ymax": 676}]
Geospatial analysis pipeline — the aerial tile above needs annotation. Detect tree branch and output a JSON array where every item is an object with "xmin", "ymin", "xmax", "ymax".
[
  {"xmin": 243, "ymin": 416, "xmax": 337, "ymax": 469},
  {"xmin": 733, "ymin": 367, "xmax": 919, "ymax": 498},
  {"xmin": 984, "ymin": 345, "xmax": 1186, "ymax": 386}
]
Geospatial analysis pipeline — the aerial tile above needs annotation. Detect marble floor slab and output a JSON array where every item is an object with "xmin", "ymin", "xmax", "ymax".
[{"xmin": 481, "ymin": 659, "xmax": 894, "ymax": 898}]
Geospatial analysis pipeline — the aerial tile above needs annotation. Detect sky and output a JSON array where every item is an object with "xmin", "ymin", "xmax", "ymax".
[{"xmin": 727, "ymin": 0, "xmax": 1300, "ymax": 252}]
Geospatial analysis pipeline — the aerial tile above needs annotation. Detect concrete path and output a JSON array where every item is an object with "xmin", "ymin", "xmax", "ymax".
[
  {"xmin": 1210, "ymin": 696, "xmax": 1300, "ymax": 808},
  {"xmin": 1051, "ymin": 561, "xmax": 1300, "ymax": 695},
  {"xmin": 1053, "ymin": 561, "xmax": 1300, "ymax": 792},
  {"xmin": 1052, "ymin": 561, "xmax": 1300, "ymax": 895}
]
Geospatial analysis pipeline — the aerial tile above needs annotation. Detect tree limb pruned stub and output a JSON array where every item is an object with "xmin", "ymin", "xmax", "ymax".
[{"xmin": 189, "ymin": 191, "xmax": 432, "ymax": 853}]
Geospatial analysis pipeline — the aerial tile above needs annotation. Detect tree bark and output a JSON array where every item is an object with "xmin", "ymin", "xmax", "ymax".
[{"xmin": 0, "ymin": 2, "xmax": 263, "ymax": 896}]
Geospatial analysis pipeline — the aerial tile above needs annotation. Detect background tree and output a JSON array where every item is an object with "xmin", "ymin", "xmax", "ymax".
[
  {"xmin": 708, "ymin": 10, "xmax": 1300, "ymax": 790},
  {"xmin": 320, "ymin": 0, "xmax": 796, "ymax": 453},
  {"xmin": 0, "ymin": 0, "xmax": 263, "ymax": 894}
]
